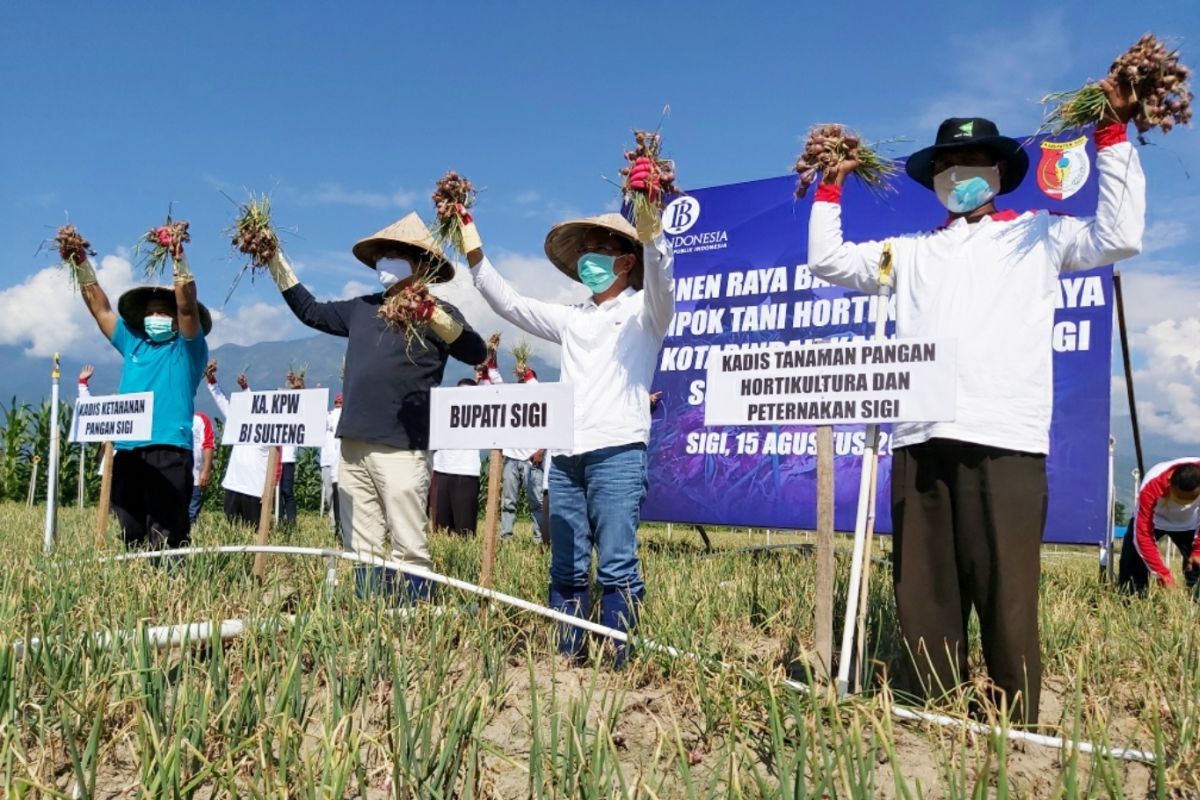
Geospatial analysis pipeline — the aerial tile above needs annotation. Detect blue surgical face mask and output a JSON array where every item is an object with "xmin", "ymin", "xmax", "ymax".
[
  {"xmin": 933, "ymin": 165, "xmax": 1000, "ymax": 214},
  {"xmin": 144, "ymin": 315, "xmax": 176, "ymax": 342},
  {"xmin": 577, "ymin": 252, "xmax": 619, "ymax": 294}
]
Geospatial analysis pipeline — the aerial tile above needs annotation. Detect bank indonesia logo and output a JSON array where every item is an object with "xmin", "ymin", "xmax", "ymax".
[{"xmin": 662, "ymin": 196, "xmax": 700, "ymax": 235}]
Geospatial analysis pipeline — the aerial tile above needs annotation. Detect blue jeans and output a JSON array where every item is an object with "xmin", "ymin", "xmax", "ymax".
[
  {"xmin": 188, "ymin": 485, "xmax": 204, "ymax": 524},
  {"xmin": 548, "ymin": 444, "xmax": 647, "ymax": 595},
  {"xmin": 501, "ymin": 457, "xmax": 544, "ymax": 539}
]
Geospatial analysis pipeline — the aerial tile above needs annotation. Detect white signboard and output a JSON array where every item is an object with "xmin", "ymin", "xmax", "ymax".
[
  {"xmin": 221, "ymin": 388, "xmax": 329, "ymax": 447},
  {"xmin": 704, "ymin": 338, "xmax": 957, "ymax": 426},
  {"xmin": 430, "ymin": 382, "xmax": 574, "ymax": 450},
  {"xmin": 70, "ymin": 392, "xmax": 154, "ymax": 442}
]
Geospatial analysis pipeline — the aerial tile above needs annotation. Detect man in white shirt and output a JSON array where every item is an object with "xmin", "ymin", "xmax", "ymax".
[
  {"xmin": 1119, "ymin": 458, "xmax": 1200, "ymax": 592},
  {"xmin": 431, "ymin": 378, "xmax": 485, "ymax": 536},
  {"xmin": 204, "ymin": 362, "xmax": 270, "ymax": 525},
  {"xmin": 189, "ymin": 412, "xmax": 214, "ymax": 524},
  {"xmin": 807, "ymin": 82, "xmax": 1143, "ymax": 724},
  {"xmin": 320, "ymin": 393, "xmax": 344, "ymax": 536},
  {"xmin": 463, "ymin": 159, "xmax": 674, "ymax": 666},
  {"xmin": 491, "ymin": 364, "xmax": 545, "ymax": 541}
]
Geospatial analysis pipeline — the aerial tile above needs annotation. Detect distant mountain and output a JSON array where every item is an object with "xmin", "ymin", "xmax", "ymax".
[{"xmin": 0, "ymin": 334, "xmax": 560, "ymax": 421}]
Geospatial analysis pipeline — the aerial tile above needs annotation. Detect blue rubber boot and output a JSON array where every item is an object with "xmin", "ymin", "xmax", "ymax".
[
  {"xmin": 355, "ymin": 566, "xmax": 401, "ymax": 602},
  {"xmin": 404, "ymin": 574, "xmax": 433, "ymax": 604},
  {"xmin": 600, "ymin": 587, "xmax": 643, "ymax": 670},
  {"xmin": 548, "ymin": 583, "xmax": 591, "ymax": 663}
]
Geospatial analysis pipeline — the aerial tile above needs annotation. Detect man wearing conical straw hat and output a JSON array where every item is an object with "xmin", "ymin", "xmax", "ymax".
[
  {"xmin": 66, "ymin": 232, "xmax": 212, "ymax": 552},
  {"xmin": 463, "ymin": 160, "xmax": 674, "ymax": 667},
  {"xmin": 263, "ymin": 213, "xmax": 487, "ymax": 602}
]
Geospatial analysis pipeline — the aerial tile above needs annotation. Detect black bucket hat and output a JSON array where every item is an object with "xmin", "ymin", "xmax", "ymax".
[
  {"xmin": 117, "ymin": 286, "xmax": 213, "ymax": 336},
  {"xmin": 905, "ymin": 117, "xmax": 1029, "ymax": 196}
]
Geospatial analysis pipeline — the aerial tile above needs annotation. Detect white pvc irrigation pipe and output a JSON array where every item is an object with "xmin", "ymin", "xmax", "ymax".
[
  {"xmin": 12, "ymin": 618, "xmax": 279, "ymax": 659},
  {"xmin": 81, "ymin": 544, "xmax": 1154, "ymax": 764}
]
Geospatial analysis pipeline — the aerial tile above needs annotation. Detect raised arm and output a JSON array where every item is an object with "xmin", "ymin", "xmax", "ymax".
[
  {"xmin": 171, "ymin": 251, "xmax": 202, "ymax": 340},
  {"xmin": 80, "ymin": 281, "xmax": 118, "ymax": 341},
  {"xmin": 463, "ymin": 219, "xmax": 570, "ymax": 343},
  {"xmin": 1049, "ymin": 80, "xmax": 1145, "ymax": 273},
  {"xmin": 634, "ymin": 205, "xmax": 675, "ymax": 337},
  {"xmin": 807, "ymin": 183, "xmax": 887, "ymax": 293},
  {"xmin": 205, "ymin": 376, "xmax": 231, "ymax": 419},
  {"xmin": 266, "ymin": 252, "xmax": 355, "ymax": 336},
  {"xmin": 1049, "ymin": 125, "xmax": 1145, "ymax": 271}
]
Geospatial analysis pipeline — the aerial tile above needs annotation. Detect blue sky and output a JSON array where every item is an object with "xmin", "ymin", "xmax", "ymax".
[{"xmin": 2, "ymin": 2, "xmax": 1199, "ymax": 457}]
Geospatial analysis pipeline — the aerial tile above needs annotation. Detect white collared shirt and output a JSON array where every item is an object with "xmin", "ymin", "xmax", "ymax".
[
  {"xmin": 808, "ymin": 133, "xmax": 1145, "ymax": 454},
  {"xmin": 473, "ymin": 235, "xmax": 674, "ymax": 455}
]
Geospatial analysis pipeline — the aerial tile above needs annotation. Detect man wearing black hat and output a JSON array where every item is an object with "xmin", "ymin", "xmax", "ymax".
[
  {"xmin": 69, "ymin": 241, "xmax": 211, "ymax": 551},
  {"xmin": 807, "ymin": 79, "xmax": 1144, "ymax": 724}
]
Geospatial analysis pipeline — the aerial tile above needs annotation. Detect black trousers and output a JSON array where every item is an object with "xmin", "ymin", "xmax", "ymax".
[
  {"xmin": 891, "ymin": 439, "xmax": 1046, "ymax": 725},
  {"xmin": 1117, "ymin": 527, "xmax": 1198, "ymax": 592},
  {"xmin": 433, "ymin": 472, "xmax": 480, "ymax": 536},
  {"xmin": 110, "ymin": 445, "xmax": 193, "ymax": 550},
  {"xmin": 223, "ymin": 489, "xmax": 261, "ymax": 526},
  {"xmin": 280, "ymin": 462, "xmax": 297, "ymax": 526}
]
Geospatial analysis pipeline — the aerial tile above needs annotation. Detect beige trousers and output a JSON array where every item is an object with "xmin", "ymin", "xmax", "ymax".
[{"xmin": 338, "ymin": 438, "xmax": 432, "ymax": 570}]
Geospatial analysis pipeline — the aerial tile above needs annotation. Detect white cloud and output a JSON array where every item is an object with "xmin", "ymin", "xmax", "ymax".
[
  {"xmin": 1118, "ymin": 263, "xmax": 1200, "ymax": 332},
  {"xmin": 337, "ymin": 280, "xmax": 374, "ymax": 300},
  {"xmin": 1130, "ymin": 316, "xmax": 1200, "ymax": 442},
  {"xmin": 428, "ymin": 249, "xmax": 589, "ymax": 369},
  {"xmin": 0, "ymin": 254, "xmax": 137, "ymax": 360},
  {"xmin": 1140, "ymin": 219, "xmax": 1192, "ymax": 255},
  {"xmin": 299, "ymin": 183, "xmax": 417, "ymax": 210},
  {"xmin": 205, "ymin": 302, "xmax": 304, "ymax": 349}
]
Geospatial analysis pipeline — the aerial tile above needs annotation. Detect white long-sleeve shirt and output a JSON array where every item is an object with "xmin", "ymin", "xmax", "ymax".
[
  {"xmin": 206, "ymin": 381, "xmax": 270, "ymax": 497},
  {"xmin": 473, "ymin": 235, "xmax": 675, "ymax": 455},
  {"xmin": 807, "ymin": 124, "xmax": 1144, "ymax": 454},
  {"xmin": 320, "ymin": 406, "xmax": 342, "ymax": 481}
]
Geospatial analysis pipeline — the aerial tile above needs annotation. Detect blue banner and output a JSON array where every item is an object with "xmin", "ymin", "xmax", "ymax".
[{"xmin": 643, "ymin": 134, "xmax": 1112, "ymax": 545}]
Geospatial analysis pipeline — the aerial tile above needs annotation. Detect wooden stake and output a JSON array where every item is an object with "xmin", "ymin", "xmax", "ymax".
[
  {"xmin": 814, "ymin": 426, "xmax": 835, "ymax": 680},
  {"xmin": 479, "ymin": 449, "xmax": 503, "ymax": 588},
  {"xmin": 252, "ymin": 447, "xmax": 281, "ymax": 580},
  {"xmin": 95, "ymin": 443, "xmax": 114, "ymax": 548}
]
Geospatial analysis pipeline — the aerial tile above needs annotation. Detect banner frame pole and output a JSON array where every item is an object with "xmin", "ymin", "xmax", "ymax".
[
  {"xmin": 42, "ymin": 354, "xmax": 61, "ymax": 555},
  {"xmin": 836, "ymin": 249, "xmax": 893, "ymax": 698}
]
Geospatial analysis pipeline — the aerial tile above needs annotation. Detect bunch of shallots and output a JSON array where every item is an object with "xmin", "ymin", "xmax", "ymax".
[
  {"xmin": 1041, "ymin": 33, "xmax": 1193, "ymax": 137},
  {"xmin": 286, "ymin": 364, "xmax": 306, "ymax": 389},
  {"xmin": 378, "ymin": 281, "xmax": 437, "ymax": 354},
  {"xmin": 511, "ymin": 340, "xmax": 533, "ymax": 379},
  {"xmin": 619, "ymin": 130, "xmax": 679, "ymax": 221},
  {"xmin": 53, "ymin": 224, "xmax": 96, "ymax": 287},
  {"xmin": 55, "ymin": 224, "xmax": 94, "ymax": 265},
  {"xmin": 226, "ymin": 193, "xmax": 282, "ymax": 302},
  {"xmin": 230, "ymin": 194, "xmax": 280, "ymax": 268},
  {"xmin": 793, "ymin": 124, "xmax": 899, "ymax": 199},
  {"xmin": 137, "ymin": 217, "xmax": 190, "ymax": 278},
  {"xmin": 431, "ymin": 170, "xmax": 477, "ymax": 253}
]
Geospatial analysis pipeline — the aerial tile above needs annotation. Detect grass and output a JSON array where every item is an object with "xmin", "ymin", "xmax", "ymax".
[{"xmin": 0, "ymin": 503, "xmax": 1195, "ymax": 797}]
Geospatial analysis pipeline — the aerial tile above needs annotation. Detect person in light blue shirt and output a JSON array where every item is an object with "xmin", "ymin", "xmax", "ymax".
[{"xmin": 69, "ymin": 235, "xmax": 211, "ymax": 550}]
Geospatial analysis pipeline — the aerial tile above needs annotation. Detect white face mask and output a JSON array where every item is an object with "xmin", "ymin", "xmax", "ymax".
[
  {"xmin": 933, "ymin": 165, "xmax": 1001, "ymax": 214},
  {"xmin": 376, "ymin": 256, "xmax": 412, "ymax": 290}
]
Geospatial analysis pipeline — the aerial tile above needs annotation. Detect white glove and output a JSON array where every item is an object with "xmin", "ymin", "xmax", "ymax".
[{"xmin": 267, "ymin": 251, "xmax": 300, "ymax": 292}]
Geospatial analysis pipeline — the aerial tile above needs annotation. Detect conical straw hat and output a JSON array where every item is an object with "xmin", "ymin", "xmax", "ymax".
[
  {"xmin": 117, "ymin": 286, "xmax": 213, "ymax": 335},
  {"xmin": 351, "ymin": 212, "xmax": 453, "ymax": 284},
  {"xmin": 543, "ymin": 213, "xmax": 644, "ymax": 291}
]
